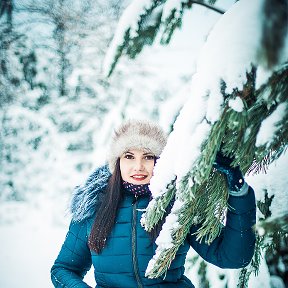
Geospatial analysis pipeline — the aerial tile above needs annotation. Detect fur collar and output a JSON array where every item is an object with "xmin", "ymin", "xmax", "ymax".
[{"xmin": 70, "ymin": 165, "xmax": 111, "ymax": 222}]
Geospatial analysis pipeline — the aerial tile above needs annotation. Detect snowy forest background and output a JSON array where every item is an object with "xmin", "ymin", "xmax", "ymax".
[{"xmin": 0, "ymin": 0, "xmax": 287, "ymax": 287}]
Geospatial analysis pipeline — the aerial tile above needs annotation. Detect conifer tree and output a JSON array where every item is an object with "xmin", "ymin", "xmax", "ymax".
[
  {"xmin": 0, "ymin": 0, "xmax": 37, "ymax": 107},
  {"xmin": 104, "ymin": 0, "xmax": 288, "ymax": 286},
  {"xmin": 0, "ymin": 0, "xmax": 50, "ymax": 200}
]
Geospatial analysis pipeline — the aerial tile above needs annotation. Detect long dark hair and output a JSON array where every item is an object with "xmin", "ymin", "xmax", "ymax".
[
  {"xmin": 88, "ymin": 158, "xmax": 169, "ymax": 254},
  {"xmin": 88, "ymin": 158, "xmax": 123, "ymax": 253}
]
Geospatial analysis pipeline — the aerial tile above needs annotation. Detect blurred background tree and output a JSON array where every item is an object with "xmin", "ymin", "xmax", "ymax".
[{"xmin": 1, "ymin": 0, "xmax": 185, "ymax": 204}]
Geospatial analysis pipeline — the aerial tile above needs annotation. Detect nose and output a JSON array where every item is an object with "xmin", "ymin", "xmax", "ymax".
[{"xmin": 134, "ymin": 158, "xmax": 145, "ymax": 171}]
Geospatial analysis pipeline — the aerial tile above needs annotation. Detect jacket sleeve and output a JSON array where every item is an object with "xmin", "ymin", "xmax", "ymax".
[
  {"xmin": 51, "ymin": 220, "xmax": 92, "ymax": 287},
  {"xmin": 187, "ymin": 186, "xmax": 256, "ymax": 269}
]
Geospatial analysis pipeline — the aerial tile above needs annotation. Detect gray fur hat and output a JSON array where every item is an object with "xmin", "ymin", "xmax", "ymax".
[{"xmin": 107, "ymin": 119, "xmax": 167, "ymax": 173}]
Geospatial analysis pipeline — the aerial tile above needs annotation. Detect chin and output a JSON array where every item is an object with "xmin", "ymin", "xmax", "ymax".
[
  {"xmin": 132, "ymin": 180, "xmax": 149, "ymax": 185},
  {"xmin": 129, "ymin": 178, "xmax": 150, "ymax": 185}
]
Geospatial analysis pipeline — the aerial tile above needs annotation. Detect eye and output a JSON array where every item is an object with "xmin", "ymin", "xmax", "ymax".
[
  {"xmin": 144, "ymin": 155, "xmax": 155, "ymax": 160},
  {"xmin": 124, "ymin": 154, "xmax": 134, "ymax": 159}
]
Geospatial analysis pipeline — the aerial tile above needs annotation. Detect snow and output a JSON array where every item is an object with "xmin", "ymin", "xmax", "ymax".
[
  {"xmin": 255, "ymin": 103, "xmax": 287, "ymax": 147},
  {"xmin": 103, "ymin": 0, "xmax": 155, "ymax": 76},
  {"xmin": 154, "ymin": 198, "xmax": 184, "ymax": 249},
  {"xmin": 0, "ymin": 196, "xmax": 95, "ymax": 288},
  {"xmin": 158, "ymin": 83, "xmax": 191, "ymax": 133},
  {"xmin": 198, "ymin": 0, "xmax": 265, "ymax": 92},
  {"xmin": 146, "ymin": 0, "xmax": 288, "ymax": 280},
  {"xmin": 145, "ymin": 250, "xmax": 159, "ymax": 276},
  {"xmin": 247, "ymin": 151, "xmax": 288, "ymax": 220},
  {"xmin": 161, "ymin": 0, "xmax": 183, "ymax": 20},
  {"xmin": 247, "ymin": 253, "xmax": 272, "ymax": 288},
  {"xmin": 0, "ymin": 223, "xmax": 61, "ymax": 288},
  {"xmin": 103, "ymin": 0, "xmax": 230, "ymax": 79},
  {"xmin": 228, "ymin": 97, "xmax": 244, "ymax": 112},
  {"xmin": 150, "ymin": 0, "xmax": 284, "ymax": 197},
  {"xmin": 184, "ymin": 148, "xmax": 288, "ymax": 288},
  {"xmin": 155, "ymin": 213, "xmax": 179, "ymax": 249},
  {"xmin": 2, "ymin": 1, "xmax": 230, "ymax": 284},
  {"xmin": 2, "ymin": 0, "xmax": 287, "ymax": 287}
]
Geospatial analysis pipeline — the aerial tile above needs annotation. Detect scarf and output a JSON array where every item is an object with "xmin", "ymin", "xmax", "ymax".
[{"xmin": 122, "ymin": 181, "xmax": 151, "ymax": 197}]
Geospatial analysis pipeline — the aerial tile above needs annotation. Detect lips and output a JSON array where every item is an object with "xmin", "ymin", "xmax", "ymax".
[{"xmin": 131, "ymin": 174, "xmax": 148, "ymax": 181}]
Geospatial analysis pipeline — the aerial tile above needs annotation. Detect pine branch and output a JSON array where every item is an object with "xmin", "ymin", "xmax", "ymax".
[
  {"xmin": 141, "ymin": 182, "xmax": 176, "ymax": 231},
  {"xmin": 191, "ymin": 172, "xmax": 228, "ymax": 244},
  {"xmin": 198, "ymin": 260, "xmax": 210, "ymax": 288},
  {"xmin": 105, "ymin": 0, "xmax": 226, "ymax": 76},
  {"xmin": 107, "ymin": 0, "xmax": 288, "ymax": 279},
  {"xmin": 188, "ymin": 1, "xmax": 225, "ymax": 14},
  {"xmin": 238, "ymin": 189, "xmax": 288, "ymax": 286},
  {"xmin": 145, "ymin": 197, "xmax": 196, "ymax": 278},
  {"xmin": 145, "ymin": 171, "xmax": 228, "ymax": 278},
  {"xmin": 145, "ymin": 65, "xmax": 288, "ymax": 279}
]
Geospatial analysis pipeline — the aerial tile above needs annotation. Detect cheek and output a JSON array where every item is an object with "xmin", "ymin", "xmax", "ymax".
[
  {"xmin": 120, "ymin": 160, "xmax": 130, "ymax": 180},
  {"xmin": 146, "ymin": 162, "xmax": 155, "ymax": 177}
]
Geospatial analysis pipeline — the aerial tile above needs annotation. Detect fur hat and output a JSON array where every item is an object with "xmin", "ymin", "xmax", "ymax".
[{"xmin": 107, "ymin": 119, "xmax": 167, "ymax": 172}]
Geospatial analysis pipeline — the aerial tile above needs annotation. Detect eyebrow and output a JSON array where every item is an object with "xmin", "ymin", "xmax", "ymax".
[{"xmin": 124, "ymin": 151, "xmax": 154, "ymax": 156}]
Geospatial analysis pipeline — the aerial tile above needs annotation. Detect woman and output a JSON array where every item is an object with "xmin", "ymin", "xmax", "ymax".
[{"xmin": 51, "ymin": 119, "xmax": 256, "ymax": 288}]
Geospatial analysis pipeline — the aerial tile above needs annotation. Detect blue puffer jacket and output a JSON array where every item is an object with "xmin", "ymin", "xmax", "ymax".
[{"xmin": 51, "ymin": 166, "xmax": 256, "ymax": 288}]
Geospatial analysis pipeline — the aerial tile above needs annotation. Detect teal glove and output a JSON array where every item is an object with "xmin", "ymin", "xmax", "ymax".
[{"xmin": 213, "ymin": 152, "xmax": 249, "ymax": 196}]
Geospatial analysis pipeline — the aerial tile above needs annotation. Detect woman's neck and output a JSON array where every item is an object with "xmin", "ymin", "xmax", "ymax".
[{"xmin": 122, "ymin": 181, "xmax": 151, "ymax": 197}]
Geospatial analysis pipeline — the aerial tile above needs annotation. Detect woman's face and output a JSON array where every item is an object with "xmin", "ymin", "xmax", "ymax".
[{"xmin": 120, "ymin": 149, "xmax": 155, "ymax": 185}]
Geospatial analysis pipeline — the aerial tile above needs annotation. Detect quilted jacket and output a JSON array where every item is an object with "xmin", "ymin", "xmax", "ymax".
[{"xmin": 51, "ymin": 166, "xmax": 256, "ymax": 288}]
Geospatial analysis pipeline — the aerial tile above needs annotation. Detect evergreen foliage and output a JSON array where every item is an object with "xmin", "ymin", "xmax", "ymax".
[
  {"xmin": 143, "ymin": 64, "xmax": 288, "ymax": 279},
  {"xmin": 106, "ymin": 0, "xmax": 288, "ymax": 285},
  {"xmin": 105, "ymin": 0, "xmax": 225, "ymax": 76},
  {"xmin": 198, "ymin": 261, "xmax": 210, "ymax": 288},
  {"xmin": 238, "ymin": 190, "xmax": 288, "ymax": 287}
]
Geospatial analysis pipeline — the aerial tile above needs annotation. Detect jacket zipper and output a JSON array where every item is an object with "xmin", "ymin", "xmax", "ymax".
[{"xmin": 132, "ymin": 195, "xmax": 143, "ymax": 288}]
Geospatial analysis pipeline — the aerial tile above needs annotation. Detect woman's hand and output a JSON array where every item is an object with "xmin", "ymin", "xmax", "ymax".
[{"xmin": 213, "ymin": 152, "xmax": 249, "ymax": 196}]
